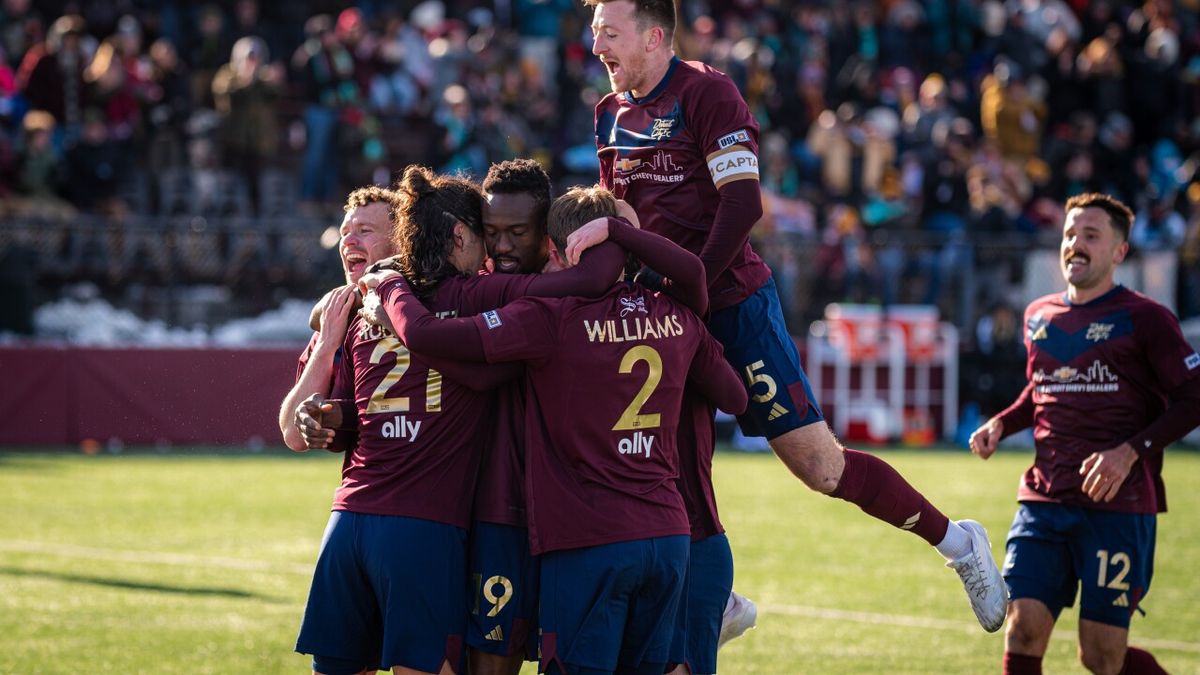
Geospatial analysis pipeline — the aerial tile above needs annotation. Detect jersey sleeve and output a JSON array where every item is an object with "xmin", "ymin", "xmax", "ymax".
[
  {"xmin": 475, "ymin": 298, "xmax": 561, "ymax": 367},
  {"xmin": 686, "ymin": 328, "xmax": 748, "ymax": 415},
  {"xmin": 294, "ymin": 333, "xmax": 319, "ymax": 383},
  {"xmin": 1138, "ymin": 303, "xmax": 1200, "ymax": 392},
  {"xmin": 689, "ymin": 75, "xmax": 760, "ymax": 190}
]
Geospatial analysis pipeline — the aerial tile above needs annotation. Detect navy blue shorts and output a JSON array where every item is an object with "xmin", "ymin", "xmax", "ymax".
[
  {"xmin": 466, "ymin": 522, "xmax": 539, "ymax": 660},
  {"xmin": 1003, "ymin": 502, "xmax": 1156, "ymax": 629},
  {"xmin": 539, "ymin": 535, "xmax": 689, "ymax": 674},
  {"xmin": 668, "ymin": 533, "xmax": 734, "ymax": 675},
  {"xmin": 708, "ymin": 277, "xmax": 823, "ymax": 439},
  {"xmin": 295, "ymin": 511, "xmax": 467, "ymax": 673}
]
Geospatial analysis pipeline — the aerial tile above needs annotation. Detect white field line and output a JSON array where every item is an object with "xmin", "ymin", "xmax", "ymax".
[
  {"xmin": 2, "ymin": 543, "xmax": 1197, "ymax": 655},
  {"xmin": 0, "ymin": 540, "xmax": 312, "ymax": 575},
  {"xmin": 761, "ymin": 603, "xmax": 1200, "ymax": 654}
]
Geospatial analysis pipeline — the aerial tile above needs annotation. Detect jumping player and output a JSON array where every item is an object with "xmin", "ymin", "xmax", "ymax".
[{"xmin": 586, "ymin": 0, "xmax": 1007, "ymax": 632}]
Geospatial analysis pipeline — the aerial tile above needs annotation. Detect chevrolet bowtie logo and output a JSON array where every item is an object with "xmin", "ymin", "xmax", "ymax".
[{"xmin": 615, "ymin": 158, "xmax": 642, "ymax": 172}]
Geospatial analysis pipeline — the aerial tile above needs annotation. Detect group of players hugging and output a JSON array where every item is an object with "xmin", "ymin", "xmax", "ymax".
[{"xmin": 278, "ymin": 1, "xmax": 1200, "ymax": 674}]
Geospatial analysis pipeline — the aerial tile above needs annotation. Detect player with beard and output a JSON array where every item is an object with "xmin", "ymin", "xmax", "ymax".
[
  {"xmin": 279, "ymin": 186, "xmax": 398, "ymax": 454},
  {"xmin": 970, "ymin": 193, "xmax": 1200, "ymax": 675},
  {"xmin": 365, "ymin": 185, "xmax": 747, "ymax": 674},
  {"xmin": 587, "ymin": 0, "xmax": 1006, "ymax": 634},
  {"xmin": 468, "ymin": 159, "xmax": 554, "ymax": 675}
]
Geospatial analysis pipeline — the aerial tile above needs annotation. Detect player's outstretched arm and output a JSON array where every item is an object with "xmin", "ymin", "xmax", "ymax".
[
  {"xmin": 279, "ymin": 285, "xmax": 357, "ymax": 452},
  {"xmin": 607, "ymin": 218, "xmax": 707, "ymax": 315},
  {"xmin": 519, "ymin": 240, "xmax": 625, "ymax": 299},
  {"xmin": 376, "ymin": 275, "xmax": 489, "ymax": 361},
  {"xmin": 688, "ymin": 331, "xmax": 749, "ymax": 415}
]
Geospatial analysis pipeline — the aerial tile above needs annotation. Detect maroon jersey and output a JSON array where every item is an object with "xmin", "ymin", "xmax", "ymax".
[
  {"xmin": 329, "ymin": 273, "xmax": 545, "ymax": 526},
  {"xmin": 473, "ymin": 382, "xmax": 527, "ymax": 526},
  {"xmin": 473, "ymin": 283, "xmax": 740, "ymax": 554},
  {"xmin": 1005, "ymin": 286, "xmax": 1200, "ymax": 513},
  {"xmin": 294, "ymin": 332, "xmax": 356, "ymax": 454},
  {"xmin": 595, "ymin": 58, "xmax": 771, "ymax": 311},
  {"xmin": 676, "ymin": 390, "xmax": 723, "ymax": 541}
]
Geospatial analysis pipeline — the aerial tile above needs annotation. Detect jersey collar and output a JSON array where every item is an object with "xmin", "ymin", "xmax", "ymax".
[
  {"xmin": 625, "ymin": 56, "xmax": 680, "ymax": 105},
  {"xmin": 1062, "ymin": 284, "xmax": 1125, "ymax": 307}
]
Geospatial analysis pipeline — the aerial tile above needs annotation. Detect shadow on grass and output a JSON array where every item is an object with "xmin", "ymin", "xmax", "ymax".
[{"xmin": 0, "ymin": 565, "xmax": 273, "ymax": 600}]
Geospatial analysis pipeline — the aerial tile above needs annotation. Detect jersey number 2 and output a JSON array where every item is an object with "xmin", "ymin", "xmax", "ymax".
[{"xmin": 613, "ymin": 345, "xmax": 663, "ymax": 430}]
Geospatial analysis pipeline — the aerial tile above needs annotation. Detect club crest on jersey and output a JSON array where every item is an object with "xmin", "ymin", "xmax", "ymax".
[
  {"xmin": 650, "ymin": 117, "xmax": 676, "ymax": 140},
  {"xmin": 620, "ymin": 296, "xmax": 648, "ymax": 317},
  {"xmin": 1186, "ymin": 352, "xmax": 1200, "ymax": 370},
  {"xmin": 483, "ymin": 310, "xmax": 502, "ymax": 329},
  {"xmin": 1086, "ymin": 322, "xmax": 1114, "ymax": 342},
  {"xmin": 717, "ymin": 129, "xmax": 752, "ymax": 149}
]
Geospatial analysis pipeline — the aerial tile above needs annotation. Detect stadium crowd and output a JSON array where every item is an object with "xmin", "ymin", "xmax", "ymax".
[{"xmin": 0, "ymin": 0, "xmax": 1199, "ymax": 329}]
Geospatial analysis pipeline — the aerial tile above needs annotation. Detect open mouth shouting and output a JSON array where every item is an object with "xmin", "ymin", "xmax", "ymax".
[{"xmin": 343, "ymin": 249, "xmax": 369, "ymax": 279}]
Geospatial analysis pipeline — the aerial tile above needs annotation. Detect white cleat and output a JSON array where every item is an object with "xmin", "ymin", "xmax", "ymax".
[
  {"xmin": 717, "ymin": 590, "xmax": 758, "ymax": 649},
  {"xmin": 947, "ymin": 519, "xmax": 1008, "ymax": 632}
]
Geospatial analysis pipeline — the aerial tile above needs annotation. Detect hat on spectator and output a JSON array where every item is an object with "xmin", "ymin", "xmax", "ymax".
[{"xmin": 23, "ymin": 110, "xmax": 56, "ymax": 133}]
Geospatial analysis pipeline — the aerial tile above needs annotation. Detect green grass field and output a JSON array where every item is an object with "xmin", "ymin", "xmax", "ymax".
[{"xmin": 1, "ymin": 448, "xmax": 1197, "ymax": 674}]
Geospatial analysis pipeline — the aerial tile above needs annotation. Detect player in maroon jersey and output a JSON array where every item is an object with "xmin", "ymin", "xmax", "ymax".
[
  {"xmin": 279, "ymin": 186, "xmax": 398, "ymax": 453},
  {"xmin": 970, "ymin": 193, "xmax": 1200, "ymax": 675},
  {"xmin": 586, "ymin": 0, "xmax": 1006, "ymax": 633},
  {"xmin": 368, "ymin": 185, "xmax": 747, "ymax": 674}
]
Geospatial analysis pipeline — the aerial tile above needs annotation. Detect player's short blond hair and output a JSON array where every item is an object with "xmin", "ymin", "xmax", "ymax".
[{"xmin": 547, "ymin": 185, "xmax": 618, "ymax": 251}]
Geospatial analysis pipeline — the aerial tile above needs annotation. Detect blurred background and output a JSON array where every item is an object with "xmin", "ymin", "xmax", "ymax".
[{"xmin": 1, "ymin": 0, "xmax": 1198, "ymax": 447}]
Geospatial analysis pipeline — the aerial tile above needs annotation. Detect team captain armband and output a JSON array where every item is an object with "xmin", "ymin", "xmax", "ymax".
[{"xmin": 707, "ymin": 139, "xmax": 759, "ymax": 189}]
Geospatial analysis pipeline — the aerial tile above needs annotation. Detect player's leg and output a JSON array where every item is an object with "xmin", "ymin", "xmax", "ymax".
[
  {"xmin": 685, "ymin": 534, "xmax": 735, "ymax": 674},
  {"xmin": 708, "ymin": 279, "xmax": 1005, "ymax": 630},
  {"xmin": 539, "ymin": 541, "xmax": 642, "ymax": 674},
  {"xmin": 466, "ymin": 522, "xmax": 539, "ymax": 675},
  {"xmin": 617, "ymin": 535, "xmax": 690, "ymax": 675},
  {"xmin": 297, "ymin": 511, "xmax": 384, "ymax": 675},
  {"xmin": 1074, "ymin": 510, "xmax": 1162, "ymax": 675},
  {"xmin": 1001, "ymin": 503, "xmax": 1077, "ymax": 674},
  {"xmin": 364, "ymin": 514, "xmax": 468, "ymax": 675}
]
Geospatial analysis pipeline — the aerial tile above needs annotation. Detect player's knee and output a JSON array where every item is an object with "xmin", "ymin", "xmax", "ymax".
[
  {"xmin": 1004, "ymin": 619, "xmax": 1044, "ymax": 654},
  {"xmin": 769, "ymin": 424, "xmax": 843, "ymax": 493},
  {"xmin": 1077, "ymin": 641, "xmax": 1125, "ymax": 675}
]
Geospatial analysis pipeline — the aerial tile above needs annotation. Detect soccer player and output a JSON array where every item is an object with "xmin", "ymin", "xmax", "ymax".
[
  {"xmin": 587, "ymin": 0, "xmax": 1007, "ymax": 632},
  {"xmin": 297, "ymin": 166, "xmax": 638, "ymax": 674},
  {"xmin": 279, "ymin": 186, "xmax": 398, "ymax": 453},
  {"xmin": 468, "ymin": 159, "xmax": 555, "ymax": 675},
  {"xmin": 369, "ymin": 185, "xmax": 748, "ymax": 674},
  {"xmin": 969, "ymin": 193, "xmax": 1200, "ymax": 675}
]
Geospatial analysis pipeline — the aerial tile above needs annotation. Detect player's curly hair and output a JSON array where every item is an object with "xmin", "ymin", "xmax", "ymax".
[
  {"xmin": 582, "ymin": 0, "xmax": 676, "ymax": 38},
  {"xmin": 392, "ymin": 165, "xmax": 484, "ymax": 299},
  {"xmin": 482, "ymin": 159, "xmax": 552, "ymax": 234},
  {"xmin": 547, "ymin": 185, "xmax": 618, "ymax": 251},
  {"xmin": 1065, "ymin": 192, "xmax": 1134, "ymax": 241},
  {"xmin": 344, "ymin": 185, "xmax": 399, "ymax": 224}
]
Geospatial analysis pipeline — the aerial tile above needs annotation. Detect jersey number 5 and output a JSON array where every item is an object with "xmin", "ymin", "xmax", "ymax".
[
  {"xmin": 367, "ymin": 336, "xmax": 442, "ymax": 414},
  {"xmin": 613, "ymin": 345, "xmax": 663, "ymax": 431}
]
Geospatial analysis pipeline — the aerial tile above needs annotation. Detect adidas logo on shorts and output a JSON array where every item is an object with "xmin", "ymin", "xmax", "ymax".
[{"xmin": 485, "ymin": 626, "xmax": 504, "ymax": 641}]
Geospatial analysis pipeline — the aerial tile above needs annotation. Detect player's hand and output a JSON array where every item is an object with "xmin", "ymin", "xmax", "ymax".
[
  {"xmin": 313, "ymin": 285, "xmax": 359, "ymax": 344},
  {"xmin": 564, "ymin": 217, "xmax": 611, "ymax": 265},
  {"xmin": 356, "ymin": 289, "xmax": 397, "ymax": 333},
  {"xmin": 295, "ymin": 393, "xmax": 341, "ymax": 450},
  {"xmin": 968, "ymin": 417, "xmax": 1004, "ymax": 460},
  {"xmin": 309, "ymin": 285, "xmax": 362, "ymax": 333},
  {"xmin": 1079, "ymin": 443, "xmax": 1138, "ymax": 503},
  {"xmin": 615, "ymin": 199, "xmax": 641, "ymax": 228}
]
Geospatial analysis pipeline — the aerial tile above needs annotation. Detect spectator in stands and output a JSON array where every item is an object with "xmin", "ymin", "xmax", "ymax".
[
  {"xmin": 83, "ymin": 39, "xmax": 141, "ymax": 146},
  {"xmin": 187, "ymin": 4, "xmax": 230, "ymax": 108},
  {"xmin": 65, "ymin": 107, "xmax": 127, "ymax": 215},
  {"xmin": 979, "ymin": 60, "xmax": 1046, "ymax": 162},
  {"xmin": 293, "ymin": 14, "xmax": 357, "ymax": 206},
  {"xmin": 16, "ymin": 109, "xmax": 67, "ymax": 209},
  {"xmin": 212, "ymin": 36, "xmax": 281, "ymax": 214},
  {"xmin": 1131, "ymin": 194, "xmax": 1187, "ymax": 251},
  {"xmin": 16, "ymin": 14, "xmax": 88, "ymax": 147},
  {"xmin": 145, "ymin": 38, "xmax": 191, "ymax": 173}
]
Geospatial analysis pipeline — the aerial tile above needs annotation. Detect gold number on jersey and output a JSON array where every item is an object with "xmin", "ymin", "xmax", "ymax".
[
  {"xmin": 483, "ymin": 575, "xmax": 514, "ymax": 617},
  {"xmin": 366, "ymin": 336, "xmax": 441, "ymax": 414},
  {"xmin": 744, "ymin": 360, "xmax": 778, "ymax": 403},
  {"xmin": 1096, "ymin": 550, "xmax": 1131, "ymax": 590},
  {"xmin": 613, "ymin": 345, "xmax": 663, "ymax": 431}
]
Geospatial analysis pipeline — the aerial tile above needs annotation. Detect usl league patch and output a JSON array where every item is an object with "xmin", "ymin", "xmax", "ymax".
[
  {"xmin": 1186, "ymin": 352, "xmax": 1200, "ymax": 370},
  {"xmin": 717, "ymin": 129, "xmax": 752, "ymax": 149},
  {"xmin": 483, "ymin": 310, "xmax": 502, "ymax": 329}
]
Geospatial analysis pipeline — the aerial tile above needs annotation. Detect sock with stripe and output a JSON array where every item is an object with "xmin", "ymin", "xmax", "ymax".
[{"xmin": 829, "ymin": 448, "xmax": 952, "ymax": 547}]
